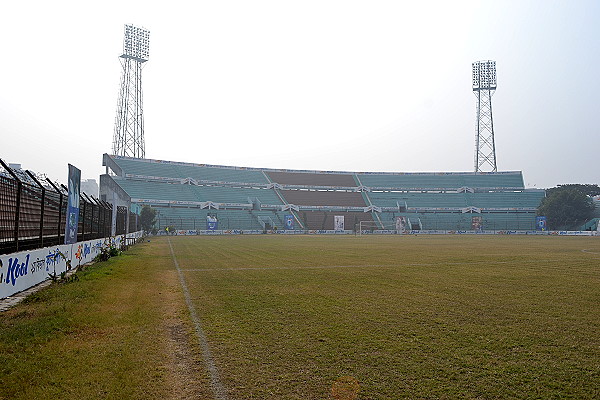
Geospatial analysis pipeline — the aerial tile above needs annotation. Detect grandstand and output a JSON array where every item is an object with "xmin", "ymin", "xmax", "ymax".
[{"xmin": 100, "ymin": 154, "xmax": 546, "ymax": 232}]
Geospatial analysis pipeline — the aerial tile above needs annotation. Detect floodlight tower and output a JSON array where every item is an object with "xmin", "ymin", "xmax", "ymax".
[
  {"xmin": 472, "ymin": 60, "xmax": 497, "ymax": 173},
  {"xmin": 113, "ymin": 24, "xmax": 150, "ymax": 158}
]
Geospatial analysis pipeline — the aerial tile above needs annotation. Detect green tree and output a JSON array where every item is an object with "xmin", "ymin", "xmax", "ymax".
[
  {"xmin": 140, "ymin": 205, "xmax": 157, "ymax": 232},
  {"xmin": 546, "ymin": 184, "xmax": 600, "ymax": 197},
  {"xmin": 537, "ymin": 186, "xmax": 595, "ymax": 230}
]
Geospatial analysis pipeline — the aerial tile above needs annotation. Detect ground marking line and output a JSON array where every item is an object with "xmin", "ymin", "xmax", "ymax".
[
  {"xmin": 183, "ymin": 265, "xmax": 384, "ymax": 272},
  {"xmin": 168, "ymin": 237, "xmax": 228, "ymax": 400},
  {"xmin": 180, "ymin": 259, "xmax": 564, "ymax": 272},
  {"xmin": 581, "ymin": 249, "xmax": 600, "ymax": 255}
]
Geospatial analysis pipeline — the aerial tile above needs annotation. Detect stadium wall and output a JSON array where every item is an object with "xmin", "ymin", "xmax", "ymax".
[
  {"xmin": 0, "ymin": 231, "xmax": 143, "ymax": 300},
  {"xmin": 161, "ymin": 229, "xmax": 597, "ymax": 236}
]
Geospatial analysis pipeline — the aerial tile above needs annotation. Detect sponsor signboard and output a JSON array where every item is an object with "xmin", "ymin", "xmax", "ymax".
[
  {"xmin": 176, "ymin": 230, "xmax": 198, "ymax": 235},
  {"xmin": 206, "ymin": 215, "xmax": 218, "ymax": 231},
  {"xmin": 65, "ymin": 164, "xmax": 81, "ymax": 244},
  {"xmin": 1, "ymin": 232, "xmax": 143, "ymax": 299},
  {"xmin": 536, "ymin": 216, "xmax": 547, "ymax": 231},
  {"xmin": 471, "ymin": 216, "xmax": 483, "ymax": 232},
  {"xmin": 396, "ymin": 217, "xmax": 407, "ymax": 233},
  {"xmin": 284, "ymin": 215, "xmax": 294, "ymax": 230},
  {"xmin": 334, "ymin": 216, "xmax": 345, "ymax": 231}
]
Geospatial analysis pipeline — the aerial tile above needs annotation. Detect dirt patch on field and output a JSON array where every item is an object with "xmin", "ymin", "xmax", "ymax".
[{"xmin": 160, "ymin": 269, "xmax": 214, "ymax": 399}]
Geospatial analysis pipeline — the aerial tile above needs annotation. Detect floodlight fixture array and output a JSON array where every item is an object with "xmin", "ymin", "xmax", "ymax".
[
  {"xmin": 472, "ymin": 60, "xmax": 497, "ymax": 90},
  {"xmin": 122, "ymin": 24, "xmax": 150, "ymax": 62},
  {"xmin": 472, "ymin": 60, "xmax": 498, "ymax": 173}
]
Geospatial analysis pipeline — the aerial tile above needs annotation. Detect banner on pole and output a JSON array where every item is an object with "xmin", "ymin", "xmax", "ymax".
[
  {"xmin": 471, "ymin": 216, "xmax": 483, "ymax": 232},
  {"xmin": 536, "ymin": 216, "xmax": 547, "ymax": 231},
  {"xmin": 396, "ymin": 216, "xmax": 407, "ymax": 233},
  {"xmin": 334, "ymin": 215, "xmax": 344, "ymax": 231},
  {"xmin": 206, "ymin": 215, "xmax": 218, "ymax": 231},
  {"xmin": 284, "ymin": 215, "xmax": 294, "ymax": 230},
  {"xmin": 65, "ymin": 164, "xmax": 81, "ymax": 244}
]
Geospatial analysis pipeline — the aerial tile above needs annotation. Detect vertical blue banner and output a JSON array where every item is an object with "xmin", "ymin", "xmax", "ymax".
[
  {"xmin": 65, "ymin": 164, "xmax": 81, "ymax": 244},
  {"xmin": 536, "ymin": 216, "xmax": 547, "ymax": 231},
  {"xmin": 284, "ymin": 215, "xmax": 294, "ymax": 230},
  {"xmin": 207, "ymin": 215, "xmax": 218, "ymax": 231}
]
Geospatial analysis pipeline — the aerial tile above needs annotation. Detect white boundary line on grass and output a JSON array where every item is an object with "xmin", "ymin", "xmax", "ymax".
[{"xmin": 168, "ymin": 237, "xmax": 228, "ymax": 400}]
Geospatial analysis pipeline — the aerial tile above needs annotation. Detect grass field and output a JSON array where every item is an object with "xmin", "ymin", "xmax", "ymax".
[{"xmin": 1, "ymin": 235, "xmax": 600, "ymax": 399}]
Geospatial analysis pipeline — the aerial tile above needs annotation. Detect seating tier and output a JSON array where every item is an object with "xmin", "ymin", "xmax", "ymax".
[
  {"xmin": 279, "ymin": 190, "xmax": 367, "ymax": 207},
  {"xmin": 112, "ymin": 157, "xmax": 268, "ymax": 184},
  {"xmin": 358, "ymin": 172, "xmax": 524, "ymax": 189},
  {"xmin": 266, "ymin": 171, "xmax": 356, "ymax": 186}
]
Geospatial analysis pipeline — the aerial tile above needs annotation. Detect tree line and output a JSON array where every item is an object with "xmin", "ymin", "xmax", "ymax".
[{"xmin": 537, "ymin": 184, "xmax": 599, "ymax": 230}]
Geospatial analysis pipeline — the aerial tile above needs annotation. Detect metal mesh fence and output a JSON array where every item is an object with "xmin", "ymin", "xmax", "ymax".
[{"xmin": 0, "ymin": 171, "xmax": 135, "ymax": 255}]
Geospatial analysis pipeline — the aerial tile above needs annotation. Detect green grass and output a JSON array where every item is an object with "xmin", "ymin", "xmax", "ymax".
[
  {"xmin": 0, "ymin": 240, "xmax": 211, "ymax": 400},
  {"xmin": 173, "ymin": 235, "xmax": 600, "ymax": 399},
  {"xmin": 1, "ymin": 235, "xmax": 599, "ymax": 399}
]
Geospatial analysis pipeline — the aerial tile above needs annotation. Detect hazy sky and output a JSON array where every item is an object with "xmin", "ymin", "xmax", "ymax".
[{"xmin": 1, "ymin": 0, "xmax": 599, "ymax": 189}]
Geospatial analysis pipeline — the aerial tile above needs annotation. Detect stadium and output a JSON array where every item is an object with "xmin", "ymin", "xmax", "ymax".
[
  {"xmin": 2, "ymin": 16, "xmax": 600, "ymax": 400},
  {"xmin": 100, "ymin": 154, "xmax": 546, "ymax": 233},
  {"xmin": 100, "ymin": 57, "xmax": 552, "ymax": 235}
]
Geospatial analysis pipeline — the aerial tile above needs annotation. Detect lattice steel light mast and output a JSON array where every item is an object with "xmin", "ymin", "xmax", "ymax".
[
  {"xmin": 472, "ymin": 60, "xmax": 497, "ymax": 172},
  {"xmin": 113, "ymin": 25, "xmax": 150, "ymax": 158}
]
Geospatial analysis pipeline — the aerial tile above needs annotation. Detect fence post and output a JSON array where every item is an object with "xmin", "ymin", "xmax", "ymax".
[
  {"xmin": 100, "ymin": 202, "xmax": 106, "ymax": 237},
  {"xmin": 102, "ymin": 203, "xmax": 107, "ymax": 236},
  {"xmin": 92, "ymin": 198, "xmax": 103, "ymax": 238},
  {"xmin": 94, "ymin": 198, "xmax": 108, "ymax": 238},
  {"xmin": 46, "ymin": 179, "xmax": 64, "ymax": 245},
  {"xmin": 82, "ymin": 193, "xmax": 94, "ymax": 238},
  {"xmin": 81, "ymin": 197, "xmax": 87, "ymax": 241},
  {"xmin": 104, "ymin": 201, "xmax": 113, "ymax": 236},
  {"xmin": 26, "ymin": 170, "xmax": 46, "ymax": 248},
  {"xmin": 15, "ymin": 183, "xmax": 21, "ymax": 251},
  {"xmin": 92, "ymin": 199, "xmax": 100, "ymax": 238},
  {"xmin": 0, "ymin": 159, "xmax": 21, "ymax": 251},
  {"xmin": 104, "ymin": 202, "xmax": 110, "ymax": 237},
  {"xmin": 88, "ymin": 199, "xmax": 95, "ymax": 239}
]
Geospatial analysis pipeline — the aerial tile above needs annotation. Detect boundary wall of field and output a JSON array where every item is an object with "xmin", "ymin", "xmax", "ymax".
[
  {"xmin": 165, "ymin": 229, "xmax": 598, "ymax": 236},
  {"xmin": 369, "ymin": 230, "xmax": 598, "ymax": 236},
  {"xmin": 0, "ymin": 231, "xmax": 143, "ymax": 299}
]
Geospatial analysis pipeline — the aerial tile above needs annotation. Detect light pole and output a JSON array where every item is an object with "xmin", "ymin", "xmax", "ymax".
[
  {"xmin": 113, "ymin": 24, "xmax": 150, "ymax": 159},
  {"xmin": 472, "ymin": 60, "xmax": 498, "ymax": 173}
]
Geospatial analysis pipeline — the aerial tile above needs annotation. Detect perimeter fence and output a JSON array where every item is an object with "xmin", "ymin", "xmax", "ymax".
[{"xmin": 0, "ymin": 161, "xmax": 138, "ymax": 255}]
